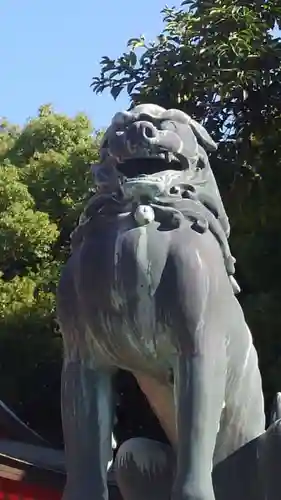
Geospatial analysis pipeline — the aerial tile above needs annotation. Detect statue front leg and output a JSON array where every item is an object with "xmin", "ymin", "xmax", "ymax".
[
  {"xmin": 61, "ymin": 360, "xmax": 113, "ymax": 500},
  {"xmin": 172, "ymin": 324, "xmax": 226, "ymax": 500}
]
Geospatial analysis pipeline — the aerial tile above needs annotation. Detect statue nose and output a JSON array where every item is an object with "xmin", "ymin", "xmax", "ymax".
[
  {"xmin": 128, "ymin": 121, "xmax": 158, "ymax": 145},
  {"xmin": 140, "ymin": 122, "xmax": 157, "ymax": 139}
]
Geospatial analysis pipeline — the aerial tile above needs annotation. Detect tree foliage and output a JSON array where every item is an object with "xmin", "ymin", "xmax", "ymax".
[
  {"xmin": 92, "ymin": 0, "xmax": 281, "ymax": 413},
  {"xmin": 0, "ymin": 106, "xmax": 99, "ymax": 443}
]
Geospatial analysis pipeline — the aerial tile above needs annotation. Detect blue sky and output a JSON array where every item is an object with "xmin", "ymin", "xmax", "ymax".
[
  {"xmin": 1, "ymin": 1, "xmax": 279, "ymax": 131},
  {"xmin": 1, "ymin": 0, "xmax": 180, "ymax": 130}
]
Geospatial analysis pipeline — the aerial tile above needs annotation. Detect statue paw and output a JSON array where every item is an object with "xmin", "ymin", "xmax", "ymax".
[{"xmin": 172, "ymin": 482, "xmax": 215, "ymax": 500}]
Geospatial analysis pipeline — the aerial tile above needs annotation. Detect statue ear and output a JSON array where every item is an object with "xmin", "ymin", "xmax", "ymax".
[{"xmin": 189, "ymin": 118, "xmax": 217, "ymax": 152}]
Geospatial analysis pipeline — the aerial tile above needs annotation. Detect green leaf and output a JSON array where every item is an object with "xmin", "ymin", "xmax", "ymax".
[{"xmin": 111, "ymin": 85, "xmax": 124, "ymax": 100}]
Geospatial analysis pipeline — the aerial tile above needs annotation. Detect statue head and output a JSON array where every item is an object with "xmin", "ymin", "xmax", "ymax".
[
  {"xmin": 91, "ymin": 104, "xmax": 229, "ymax": 236},
  {"xmin": 92, "ymin": 104, "xmax": 218, "ymax": 196}
]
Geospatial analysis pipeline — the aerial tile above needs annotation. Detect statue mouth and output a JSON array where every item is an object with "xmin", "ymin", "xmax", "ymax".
[
  {"xmin": 116, "ymin": 158, "xmax": 183, "ymax": 201},
  {"xmin": 116, "ymin": 157, "xmax": 182, "ymax": 179}
]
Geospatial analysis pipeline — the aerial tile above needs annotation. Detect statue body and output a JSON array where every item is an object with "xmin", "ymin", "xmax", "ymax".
[{"xmin": 57, "ymin": 105, "xmax": 266, "ymax": 500}]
